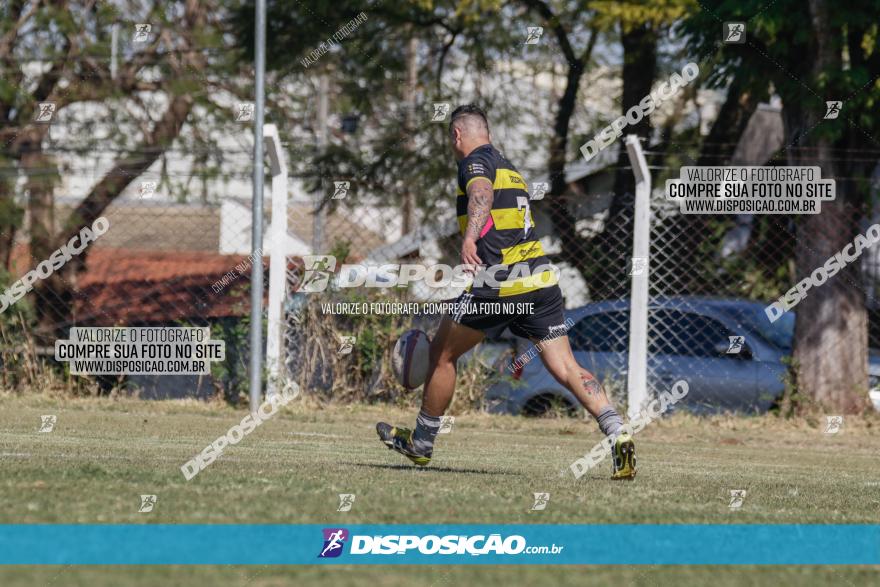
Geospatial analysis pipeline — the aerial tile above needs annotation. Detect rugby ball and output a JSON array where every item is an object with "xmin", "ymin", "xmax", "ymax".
[{"xmin": 392, "ymin": 329, "xmax": 431, "ymax": 389}]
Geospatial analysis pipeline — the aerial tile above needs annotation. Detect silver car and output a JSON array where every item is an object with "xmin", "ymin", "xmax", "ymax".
[{"xmin": 486, "ymin": 296, "xmax": 880, "ymax": 416}]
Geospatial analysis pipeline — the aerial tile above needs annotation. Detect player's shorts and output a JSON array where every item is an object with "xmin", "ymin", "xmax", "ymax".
[{"xmin": 449, "ymin": 285, "xmax": 568, "ymax": 341}]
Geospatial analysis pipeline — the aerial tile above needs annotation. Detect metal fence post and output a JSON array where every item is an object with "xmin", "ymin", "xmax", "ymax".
[
  {"xmin": 625, "ymin": 135, "xmax": 651, "ymax": 419},
  {"xmin": 249, "ymin": 0, "xmax": 267, "ymax": 412}
]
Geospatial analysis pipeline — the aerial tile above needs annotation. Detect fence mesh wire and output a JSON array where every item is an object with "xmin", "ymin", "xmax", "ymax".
[
  {"xmin": 6, "ymin": 160, "xmax": 880, "ymax": 405},
  {"xmin": 279, "ymin": 178, "xmax": 880, "ymax": 411}
]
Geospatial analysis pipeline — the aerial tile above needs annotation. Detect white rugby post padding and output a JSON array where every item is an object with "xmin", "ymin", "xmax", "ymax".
[
  {"xmin": 264, "ymin": 123, "xmax": 288, "ymax": 400},
  {"xmin": 625, "ymin": 134, "xmax": 651, "ymax": 419}
]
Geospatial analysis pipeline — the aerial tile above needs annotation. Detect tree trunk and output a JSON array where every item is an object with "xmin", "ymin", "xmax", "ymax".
[
  {"xmin": 787, "ymin": 0, "xmax": 867, "ymax": 412},
  {"xmin": 402, "ymin": 31, "xmax": 418, "ymax": 235},
  {"xmin": 611, "ymin": 22, "xmax": 657, "ymax": 198},
  {"xmin": 519, "ymin": 0, "xmax": 598, "ymax": 275},
  {"xmin": 32, "ymin": 93, "xmax": 194, "ymax": 336},
  {"xmin": 591, "ymin": 22, "xmax": 657, "ymax": 300},
  {"xmin": 20, "ymin": 129, "xmax": 64, "ymax": 342},
  {"xmin": 546, "ymin": 46, "xmax": 587, "ymax": 273},
  {"xmin": 0, "ymin": 163, "xmax": 22, "ymax": 271},
  {"xmin": 1, "ymin": 0, "xmax": 207, "ymax": 340}
]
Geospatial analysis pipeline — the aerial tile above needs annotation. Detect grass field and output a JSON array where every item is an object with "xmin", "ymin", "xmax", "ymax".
[{"xmin": 0, "ymin": 393, "xmax": 878, "ymax": 586}]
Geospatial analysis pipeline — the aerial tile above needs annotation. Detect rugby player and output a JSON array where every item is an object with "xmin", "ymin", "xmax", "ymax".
[{"xmin": 377, "ymin": 105, "xmax": 635, "ymax": 479}]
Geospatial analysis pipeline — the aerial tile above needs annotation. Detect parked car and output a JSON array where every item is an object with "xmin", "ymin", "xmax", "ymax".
[{"xmin": 486, "ymin": 296, "xmax": 880, "ymax": 416}]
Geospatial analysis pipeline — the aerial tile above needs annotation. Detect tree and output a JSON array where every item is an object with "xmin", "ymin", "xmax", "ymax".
[
  {"xmin": 0, "ymin": 0, "xmax": 241, "ymax": 340},
  {"xmin": 234, "ymin": 0, "xmax": 535, "ymax": 252},
  {"xmin": 520, "ymin": 0, "xmax": 600, "ymax": 276},
  {"xmin": 683, "ymin": 0, "xmax": 880, "ymax": 411},
  {"xmin": 518, "ymin": 0, "xmax": 696, "ymax": 296}
]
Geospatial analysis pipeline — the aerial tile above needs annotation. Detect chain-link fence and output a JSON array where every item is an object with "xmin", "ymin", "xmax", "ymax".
[
  {"xmin": 2, "ymin": 196, "xmax": 259, "ymax": 399},
  {"xmin": 5, "ymin": 152, "xmax": 880, "ymax": 409},
  {"xmin": 280, "ymin": 162, "xmax": 880, "ymax": 413}
]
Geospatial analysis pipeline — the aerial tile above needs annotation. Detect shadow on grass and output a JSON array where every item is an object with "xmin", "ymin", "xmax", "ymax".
[{"xmin": 346, "ymin": 462, "xmax": 519, "ymax": 476}]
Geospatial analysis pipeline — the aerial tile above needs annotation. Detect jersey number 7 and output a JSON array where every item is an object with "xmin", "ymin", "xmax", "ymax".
[{"xmin": 517, "ymin": 196, "xmax": 532, "ymax": 237}]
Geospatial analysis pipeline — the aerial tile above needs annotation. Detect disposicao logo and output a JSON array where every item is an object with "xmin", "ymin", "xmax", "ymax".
[
  {"xmin": 316, "ymin": 529, "xmax": 562, "ymax": 558},
  {"xmin": 319, "ymin": 528, "xmax": 349, "ymax": 558}
]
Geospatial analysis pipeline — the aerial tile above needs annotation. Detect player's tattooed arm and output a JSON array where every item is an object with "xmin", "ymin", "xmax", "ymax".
[
  {"xmin": 464, "ymin": 178, "xmax": 494, "ymax": 242},
  {"xmin": 461, "ymin": 178, "xmax": 493, "ymax": 268}
]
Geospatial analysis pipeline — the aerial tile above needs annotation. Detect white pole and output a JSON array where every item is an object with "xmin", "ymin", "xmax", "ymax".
[
  {"xmin": 263, "ymin": 124, "xmax": 287, "ymax": 400},
  {"xmin": 625, "ymin": 135, "xmax": 651, "ymax": 419}
]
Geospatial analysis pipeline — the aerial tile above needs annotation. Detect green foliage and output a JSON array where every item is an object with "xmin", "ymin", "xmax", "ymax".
[
  {"xmin": 591, "ymin": 0, "xmax": 697, "ymax": 32},
  {"xmin": 2, "ymin": 1, "xmax": 253, "ymax": 209},
  {"xmin": 209, "ymin": 317, "xmax": 252, "ymax": 404},
  {"xmin": 234, "ymin": 0, "xmax": 550, "ymax": 227},
  {"xmin": 289, "ymin": 287, "xmax": 421, "ymax": 405},
  {"xmin": 681, "ymin": 0, "xmax": 880, "ymax": 150}
]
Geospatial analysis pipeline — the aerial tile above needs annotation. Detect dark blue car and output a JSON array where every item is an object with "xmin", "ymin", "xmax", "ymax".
[{"xmin": 486, "ymin": 296, "xmax": 880, "ymax": 415}]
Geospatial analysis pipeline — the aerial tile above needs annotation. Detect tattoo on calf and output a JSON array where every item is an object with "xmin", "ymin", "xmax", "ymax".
[{"xmin": 580, "ymin": 373, "xmax": 603, "ymax": 398}]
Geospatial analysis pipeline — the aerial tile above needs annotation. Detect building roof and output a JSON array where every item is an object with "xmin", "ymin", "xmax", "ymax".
[
  {"xmin": 7, "ymin": 193, "xmax": 386, "ymax": 325},
  {"xmin": 8, "ymin": 244, "xmax": 258, "ymax": 325}
]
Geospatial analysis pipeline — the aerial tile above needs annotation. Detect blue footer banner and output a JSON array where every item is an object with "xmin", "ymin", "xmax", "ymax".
[{"xmin": 1, "ymin": 524, "xmax": 878, "ymax": 565}]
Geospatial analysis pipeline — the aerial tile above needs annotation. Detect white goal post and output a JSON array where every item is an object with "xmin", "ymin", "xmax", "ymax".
[
  {"xmin": 260, "ymin": 129, "xmax": 652, "ymax": 413},
  {"xmin": 263, "ymin": 123, "xmax": 288, "ymax": 401},
  {"xmin": 625, "ymin": 134, "xmax": 651, "ymax": 419}
]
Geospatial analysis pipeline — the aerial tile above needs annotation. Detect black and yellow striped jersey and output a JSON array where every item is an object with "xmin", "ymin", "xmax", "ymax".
[{"xmin": 456, "ymin": 144, "xmax": 556, "ymax": 297}]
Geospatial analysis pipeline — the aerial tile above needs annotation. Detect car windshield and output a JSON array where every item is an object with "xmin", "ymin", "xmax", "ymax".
[{"xmin": 721, "ymin": 303, "xmax": 795, "ymax": 350}]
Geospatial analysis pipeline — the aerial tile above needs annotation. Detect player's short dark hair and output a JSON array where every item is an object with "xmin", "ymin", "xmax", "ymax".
[{"xmin": 449, "ymin": 104, "xmax": 489, "ymax": 135}]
